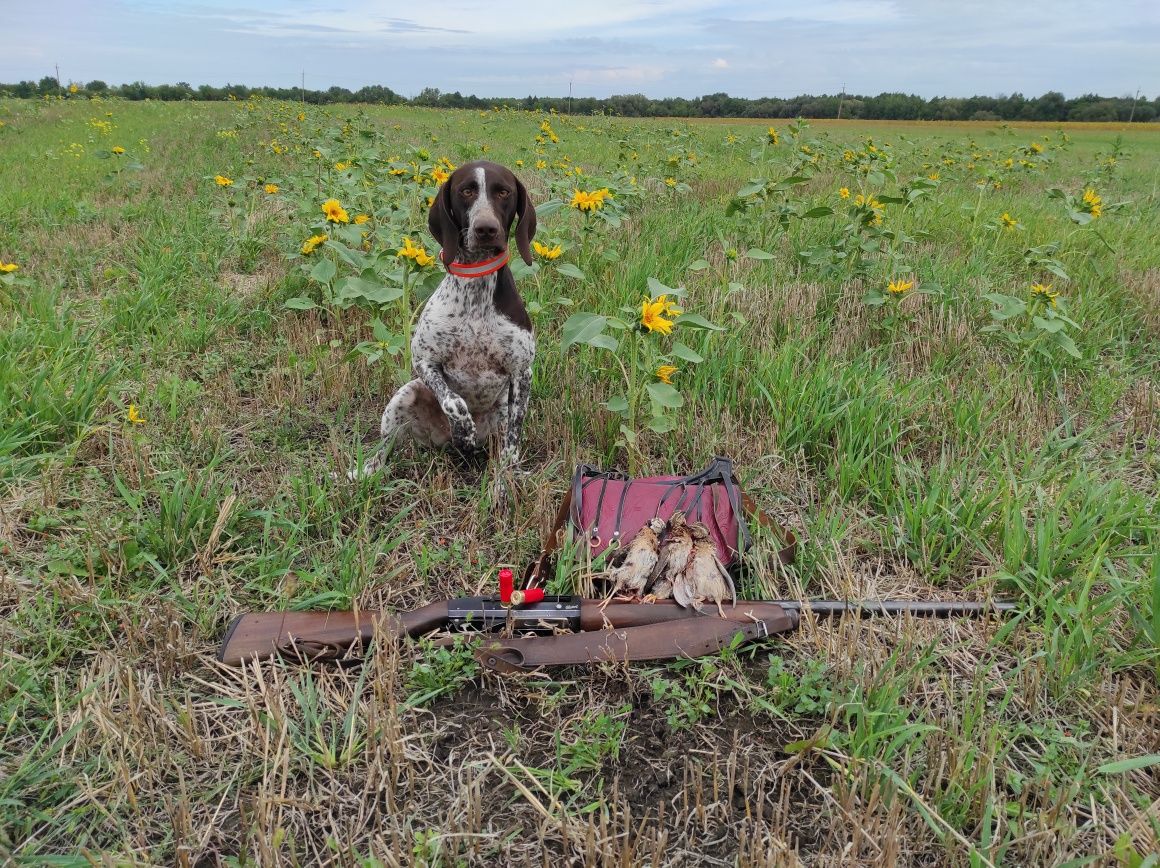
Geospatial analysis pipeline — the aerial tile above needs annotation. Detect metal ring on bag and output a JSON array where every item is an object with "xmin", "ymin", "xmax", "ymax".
[
  {"xmin": 607, "ymin": 532, "xmax": 621, "ymax": 550},
  {"xmin": 589, "ymin": 533, "xmax": 602, "ymax": 549}
]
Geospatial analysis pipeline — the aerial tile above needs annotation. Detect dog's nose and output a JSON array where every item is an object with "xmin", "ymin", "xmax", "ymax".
[{"xmin": 474, "ymin": 218, "xmax": 501, "ymax": 241}]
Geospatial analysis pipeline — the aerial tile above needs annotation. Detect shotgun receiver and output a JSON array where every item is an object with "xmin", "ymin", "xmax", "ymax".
[{"xmin": 217, "ymin": 596, "xmax": 1016, "ymax": 673}]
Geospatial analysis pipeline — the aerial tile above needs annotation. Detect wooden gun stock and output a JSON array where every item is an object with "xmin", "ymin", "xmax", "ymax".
[{"xmin": 217, "ymin": 601, "xmax": 449, "ymax": 666}]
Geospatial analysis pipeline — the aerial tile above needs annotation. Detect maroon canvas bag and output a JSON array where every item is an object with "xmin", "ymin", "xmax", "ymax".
[{"xmin": 524, "ymin": 457, "xmax": 796, "ymax": 585}]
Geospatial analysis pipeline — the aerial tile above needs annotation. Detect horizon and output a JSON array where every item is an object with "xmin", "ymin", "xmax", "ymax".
[{"xmin": 3, "ymin": 1, "xmax": 1157, "ymax": 103}]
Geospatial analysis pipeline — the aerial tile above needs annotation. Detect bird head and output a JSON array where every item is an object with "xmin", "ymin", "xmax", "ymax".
[
  {"xmin": 689, "ymin": 522, "xmax": 710, "ymax": 541},
  {"xmin": 646, "ymin": 517, "xmax": 667, "ymax": 534},
  {"xmin": 668, "ymin": 511, "xmax": 687, "ymax": 530}
]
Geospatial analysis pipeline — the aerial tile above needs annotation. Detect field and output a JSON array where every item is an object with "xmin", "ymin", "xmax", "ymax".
[{"xmin": 1, "ymin": 97, "xmax": 1158, "ymax": 865}]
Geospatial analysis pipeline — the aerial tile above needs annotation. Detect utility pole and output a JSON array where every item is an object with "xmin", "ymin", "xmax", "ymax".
[
  {"xmin": 1128, "ymin": 87, "xmax": 1141, "ymax": 123},
  {"xmin": 568, "ymin": 80, "xmax": 573, "ymax": 115},
  {"xmin": 836, "ymin": 82, "xmax": 845, "ymax": 120},
  {"xmin": 301, "ymin": 71, "xmax": 306, "ymax": 104},
  {"xmin": 55, "ymin": 63, "xmax": 61, "ymax": 94}
]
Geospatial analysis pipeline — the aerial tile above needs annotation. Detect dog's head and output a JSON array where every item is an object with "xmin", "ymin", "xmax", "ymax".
[{"xmin": 428, "ymin": 160, "xmax": 537, "ymax": 266}]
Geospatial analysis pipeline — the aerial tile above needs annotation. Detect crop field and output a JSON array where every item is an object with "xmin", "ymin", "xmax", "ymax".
[{"xmin": 1, "ymin": 98, "xmax": 1158, "ymax": 865}]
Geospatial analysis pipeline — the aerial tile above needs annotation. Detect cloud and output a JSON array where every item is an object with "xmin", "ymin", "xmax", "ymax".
[
  {"xmin": 1, "ymin": 0, "xmax": 1156, "ymax": 99},
  {"xmin": 572, "ymin": 65, "xmax": 671, "ymax": 85}
]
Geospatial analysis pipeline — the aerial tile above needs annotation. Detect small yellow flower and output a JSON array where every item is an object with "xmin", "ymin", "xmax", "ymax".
[
  {"xmin": 334, "ymin": 161, "xmax": 350, "ymax": 171},
  {"xmin": 1030, "ymin": 282, "xmax": 1059, "ymax": 306},
  {"xmin": 264, "ymin": 183, "xmax": 280, "ymax": 194},
  {"xmin": 297, "ymin": 112, "xmax": 305, "ymax": 121},
  {"xmin": 640, "ymin": 295, "xmax": 680, "ymax": 335},
  {"xmin": 656, "ymin": 365, "xmax": 677, "ymax": 385},
  {"xmin": 321, "ymin": 198, "xmax": 349, "ymax": 223},
  {"xmin": 214, "ymin": 175, "xmax": 233, "ymax": 187},
  {"xmin": 69, "ymin": 83, "xmax": 78, "ymax": 94},
  {"xmin": 839, "ymin": 187, "xmax": 850, "ymax": 199},
  {"xmin": 312, "ymin": 149, "xmax": 322, "ymax": 158},
  {"xmin": 1000, "ymin": 212, "xmax": 1018, "ymax": 230},
  {"xmin": 1029, "ymin": 142, "xmax": 1044, "ymax": 154},
  {"xmin": 353, "ymin": 213, "xmax": 370, "ymax": 225},
  {"xmin": 1082, "ymin": 188, "xmax": 1102, "ymax": 218},
  {"xmin": 767, "ymin": 127, "xmax": 780, "ymax": 145},
  {"xmin": 515, "ymin": 159, "xmax": 524, "ymax": 167},
  {"xmin": 664, "ymin": 177, "xmax": 677, "ymax": 187},
  {"xmin": 1003, "ymin": 158, "xmax": 1014, "ymax": 169},
  {"xmin": 398, "ymin": 237, "xmax": 435, "ymax": 267},
  {"xmin": 0, "ymin": 261, "xmax": 19, "ymax": 273},
  {"xmin": 535, "ymin": 159, "xmax": 547, "ymax": 170},
  {"xmin": 570, "ymin": 189, "xmax": 607, "ymax": 212},
  {"xmin": 127, "ymin": 404, "xmax": 146, "ymax": 425},
  {"xmin": 301, "ymin": 233, "xmax": 328, "ymax": 255},
  {"xmin": 533, "ymin": 241, "xmax": 563, "ymax": 260},
  {"xmin": 887, "ymin": 278, "xmax": 914, "ymax": 295},
  {"xmin": 927, "ymin": 172, "xmax": 939, "ymax": 180},
  {"xmin": 431, "ymin": 166, "xmax": 450, "ymax": 184},
  {"xmin": 111, "ymin": 145, "xmax": 125, "ymax": 155}
]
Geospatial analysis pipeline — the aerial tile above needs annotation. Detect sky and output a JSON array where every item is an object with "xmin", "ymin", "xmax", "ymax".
[{"xmin": 2, "ymin": 0, "xmax": 1157, "ymax": 100}]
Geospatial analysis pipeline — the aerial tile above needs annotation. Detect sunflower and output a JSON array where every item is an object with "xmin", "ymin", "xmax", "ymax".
[
  {"xmin": 570, "ymin": 189, "xmax": 608, "ymax": 212},
  {"xmin": 1030, "ymin": 282, "xmax": 1059, "ymax": 307},
  {"xmin": 532, "ymin": 241, "xmax": 563, "ymax": 260},
  {"xmin": 1081, "ymin": 189, "xmax": 1102, "ymax": 219},
  {"xmin": 887, "ymin": 278, "xmax": 914, "ymax": 295},
  {"xmin": 398, "ymin": 237, "xmax": 435, "ymax": 267},
  {"xmin": 656, "ymin": 365, "xmax": 677, "ymax": 384},
  {"xmin": 640, "ymin": 295, "xmax": 681, "ymax": 335},
  {"xmin": 321, "ymin": 198, "xmax": 349, "ymax": 223},
  {"xmin": 300, "ymin": 233, "xmax": 328, "ymax": 255}
]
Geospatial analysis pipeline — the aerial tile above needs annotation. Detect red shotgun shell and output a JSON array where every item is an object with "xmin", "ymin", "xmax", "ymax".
[
  {"xmin": 499, "ymin": 568, "xmax": 514, "ymax": 603},
  {"xmin": 509, "ymin": 588, "xmax": 545, "ymax": 606}
]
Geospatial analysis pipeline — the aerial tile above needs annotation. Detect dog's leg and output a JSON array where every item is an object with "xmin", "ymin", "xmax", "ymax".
[
  {"xmin": 500, "ymin": 365, "xmax": 532, "ymax": 467},
  {"xmin": 349, "ymin": 380, "xmax": 449, "ymax": 479},
  {"xmin": 414, "ymin": 359, "xmax": 477, "ymax": 454}
]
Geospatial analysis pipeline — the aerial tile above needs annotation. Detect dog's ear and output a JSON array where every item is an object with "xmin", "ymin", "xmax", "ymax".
[
  {"xmin": 428, "ymin": 177, "xmax": 460, "ymax": 264},
  {"xmin": 514, "ymin": 177, "xmax": 537, "ymax": 266}
]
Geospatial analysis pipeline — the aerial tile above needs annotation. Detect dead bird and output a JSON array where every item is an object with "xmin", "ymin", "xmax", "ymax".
[
  {"xmin": 600, "ymin": 517, "xmax": 666, "ymax": 606},
  {"xmin": 672, "ymin": 522, "xmax": 737, "ymax": 617},
  {"xmin": 645, "ymin": 511, "xmax": 694, "ymax": 602}
]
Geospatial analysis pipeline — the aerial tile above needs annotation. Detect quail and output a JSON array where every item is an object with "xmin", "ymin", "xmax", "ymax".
[
  {"xmin": 672, "ymin": 522, "xmax": 737, "ymax": 617},
  {"xmin": 645, "ymin": 511, "xmax": 695, "ymax": 602},
  {"xmin": 601, "ymin": 517, "xmax": 666, "ymax": 605}
]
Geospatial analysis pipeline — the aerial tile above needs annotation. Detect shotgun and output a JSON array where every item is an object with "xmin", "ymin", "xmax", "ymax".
[{"xmin": 217, "ymin": 596, "xmax": 1017, "ymax": 673}]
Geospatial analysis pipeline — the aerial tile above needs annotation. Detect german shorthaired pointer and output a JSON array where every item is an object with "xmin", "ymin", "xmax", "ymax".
[{"xmin": 354, "ymin": 160, "xmax": 537, "ymax": 481}]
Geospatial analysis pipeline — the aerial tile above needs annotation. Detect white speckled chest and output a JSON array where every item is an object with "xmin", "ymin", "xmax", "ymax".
[{"xmin": 411, "ymin": 273, "xmax": 535, "ymax": 414}]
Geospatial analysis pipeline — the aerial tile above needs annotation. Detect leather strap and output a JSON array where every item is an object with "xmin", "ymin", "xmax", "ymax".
[{"xmin": 475, "ymin": 618, "xmax": 773, "ymax": 673}]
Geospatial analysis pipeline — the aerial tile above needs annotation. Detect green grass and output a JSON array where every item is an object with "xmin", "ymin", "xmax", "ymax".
[{"xmin": 1, "ymin": 96, "xmax": 1158, "ymax": 865}]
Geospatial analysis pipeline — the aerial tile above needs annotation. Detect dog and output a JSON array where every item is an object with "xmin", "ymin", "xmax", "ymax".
[{"xmin": 354, "ymin": 160, "xmax": 537, "ymax": 483}]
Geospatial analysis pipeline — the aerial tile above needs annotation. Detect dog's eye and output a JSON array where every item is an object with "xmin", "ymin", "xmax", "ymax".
[
  {"xmin": 496, "ymin": 187, "xmax": 510, "ymax": 198},
  {"xmin": 460, "ymin": 186, "xmax": 477, "ymax": 199}
]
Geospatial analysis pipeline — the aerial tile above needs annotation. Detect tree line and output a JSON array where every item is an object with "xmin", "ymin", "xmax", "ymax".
[{"xmin": 3, "ymin": 77, "xmax": 1155, "ymax": 123}]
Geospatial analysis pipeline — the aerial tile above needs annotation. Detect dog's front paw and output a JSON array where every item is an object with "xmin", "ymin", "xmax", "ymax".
[{"xmin": 440, "ymin": 395, "xmax": 477, "ymax": 446}]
